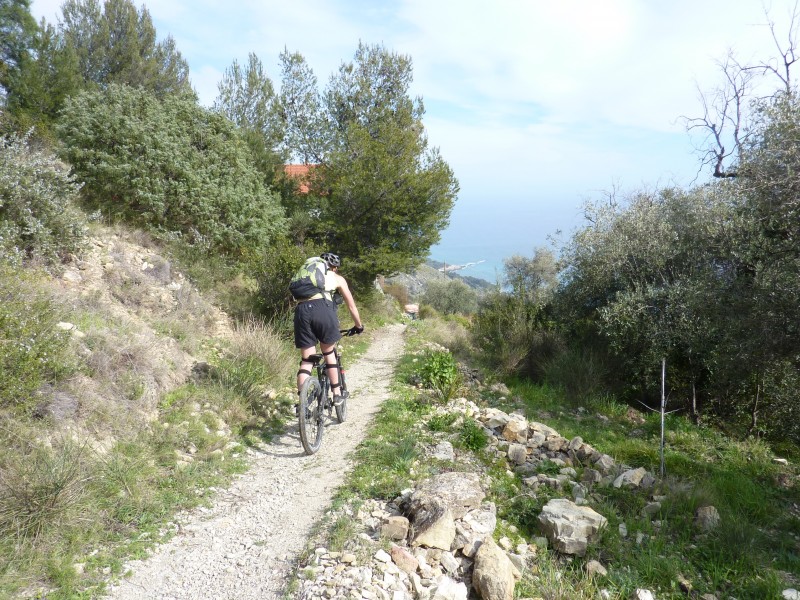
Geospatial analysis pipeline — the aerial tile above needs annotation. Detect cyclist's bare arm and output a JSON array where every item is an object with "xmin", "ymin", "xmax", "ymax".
[{"xmin": 334, "ymin": 273, "xmax": 362, "ymax": 329}]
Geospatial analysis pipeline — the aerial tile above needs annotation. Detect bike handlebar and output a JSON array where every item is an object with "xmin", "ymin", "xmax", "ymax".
[{"xmin": 340, "ymin": 327, "xmax": 364, "ymax": 337}]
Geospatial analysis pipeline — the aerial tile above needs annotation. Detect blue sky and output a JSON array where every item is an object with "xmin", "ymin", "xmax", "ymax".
[{"xmin": 31, "ymin": 0, "xmax": 800, "ymax": 280}]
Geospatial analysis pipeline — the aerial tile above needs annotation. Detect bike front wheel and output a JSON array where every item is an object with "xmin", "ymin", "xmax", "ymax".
[{"xmin": 299, "ymin": 377, "xmax": 324, "ymax": 455}]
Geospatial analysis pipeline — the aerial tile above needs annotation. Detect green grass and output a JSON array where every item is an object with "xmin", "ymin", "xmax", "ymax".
[{"xmin": 504, "ymin": 378, "xmax": 800, "ymax": 599}]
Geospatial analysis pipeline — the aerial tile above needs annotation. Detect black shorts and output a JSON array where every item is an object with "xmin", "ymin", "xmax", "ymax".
[{"xmin": 294, "ymin": 298, "xmax": 342, "ymax": 348}]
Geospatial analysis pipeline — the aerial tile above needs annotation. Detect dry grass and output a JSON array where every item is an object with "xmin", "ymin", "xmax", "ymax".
[
  {"xmin": 418, "ymin": 316, "xmax": 472, "ymax": 360},
  {"xmin": 226, "ymin": 317, "xmax": 295, "ymax": 387}
]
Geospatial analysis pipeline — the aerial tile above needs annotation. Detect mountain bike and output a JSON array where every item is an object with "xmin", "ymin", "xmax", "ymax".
[{"xmin": 298, "ymin": 328, "xmax": 358, "ymax": 455}]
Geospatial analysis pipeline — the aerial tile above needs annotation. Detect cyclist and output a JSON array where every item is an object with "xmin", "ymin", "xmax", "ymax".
[{"xmin": 294, "ymin": 252, "xmax": 363, "ymax": 407}]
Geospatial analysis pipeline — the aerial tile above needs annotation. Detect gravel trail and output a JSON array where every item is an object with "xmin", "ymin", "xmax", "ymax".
[{"xmin": 107, "ymin": 323, "xmax": 407, "ymax": 600}]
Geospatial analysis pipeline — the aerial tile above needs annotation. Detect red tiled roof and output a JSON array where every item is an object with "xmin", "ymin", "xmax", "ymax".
[{"xmin": 284, "ymin": 164, "xmax": 316, "ymax": 194}]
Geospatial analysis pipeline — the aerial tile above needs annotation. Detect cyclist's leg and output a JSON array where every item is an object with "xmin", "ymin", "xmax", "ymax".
[
  {"xmin": 297, "ymin": 346, "xmax": 317, "ymax": 395},
  {"xmin": 320, "ymin": 343, "xmax": 342, "ymax": 403}
]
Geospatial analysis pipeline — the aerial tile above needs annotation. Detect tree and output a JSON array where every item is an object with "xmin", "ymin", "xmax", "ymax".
[
  {"xmin": 422, "ymin": 277, "xmax": 478, "ymax": 316},
  {"xmin": 58, "ymin": 0, "xmax": 191, "ymax": 95},
  {"xmin": 685, "ymin": 2, "xmax": 800, "ymax": 178},
  {"xmin": 0, "ymin": 0, "xmax": 38, "ymax": 101},
  {"xmin": 503, "ymin": 247, "xmax": 558, "ymax": 305},
  {"xmin": 213, "ymin": 52, "xmax": 286, "ymax": 184},
  {"xmin": 279, "ymin": 43, "xmax": 459, "ymax": 290},
  {"xmin": 3, "ymin": 20, "xmax": 82, "ymax": 135}
]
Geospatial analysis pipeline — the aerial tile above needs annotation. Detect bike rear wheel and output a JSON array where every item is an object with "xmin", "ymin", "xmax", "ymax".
[
  {"xmin": 299, "ymin": 377, "xmax": 324, "ymax": 454},
  {"xmin": 334, "ymin": 370, "xmax": 348, "ymax": 423}
]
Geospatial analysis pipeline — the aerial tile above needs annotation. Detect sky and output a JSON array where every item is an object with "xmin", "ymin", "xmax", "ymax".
[{"xmin": 30, "ymin": 0, "xmax": 800, "ymax": 281}]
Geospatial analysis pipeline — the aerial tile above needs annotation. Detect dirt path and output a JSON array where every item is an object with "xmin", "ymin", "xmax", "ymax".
[{"xmin": 107, "ymin": 323, "xmax": 407, "ymax": 600}]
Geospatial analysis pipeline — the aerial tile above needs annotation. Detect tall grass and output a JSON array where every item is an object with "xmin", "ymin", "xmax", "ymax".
[{"xmin": 0, "ymin": 437, "xmax": 88, "ymax": 542}]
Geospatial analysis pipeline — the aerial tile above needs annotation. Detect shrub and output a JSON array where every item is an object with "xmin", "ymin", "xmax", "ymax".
[
  {"xmin": 541, "ymin": 345, "xmax": 607, "ymax": 404},
  {"xmin": 0, "ymin": 131, "xmax": 86, "ymax": 263},
  {"xmin": 418, "ymin": 350, "xmax": 462, "ymax": 402},
  {"xmin": 471, "ymin": 292, "xmax": 544, "ymax": 375},
  {"xmin": 57, "ymin": 84, "xmax": 286, "ymax": 256},
  {"xmin": 0, "ymin": 437, "xmax": 88, "ymax": 542},
  {"xmin": 255, "ymin": 237, "xmax": 323, "ymax": 319},
  {"xmin": 382, "ymin": 282, "xmax": 409, "ymax": 307},
  {"xmin": 422, "ymin": 278, "xmax": 478, "ymax": 316},
  {"xmin": 0, "ymin": 264, "xmax": 76, "ymax": 411},
  {"xmin": 427, "ymin": 412, "xmax": 459, "ymax": 432}
]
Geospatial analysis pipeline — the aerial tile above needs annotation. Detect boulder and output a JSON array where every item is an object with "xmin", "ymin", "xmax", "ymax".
[
  {"xmin": 613, "ymin": 467, "xmax": 649, "ymax": 489},
  {"xmin": 472, "ymin": 538, "xmax": 516, "ymax": 600},
  {"xmin": 390, "ymin": 544, "xmax": 419, "ymax": 575},
  {"xmin": 694, "ymin": 505, "xmax": 721, "ymax": 531},
  {"xmin": 409, "ymin": 497, "xmax": 456, "ymax": 550},
  {"xmin": 411, "ymin": 472, "xmax": 485, "ymax": 519},
  {"xmin": 483, "ymin": 408, "xmax": 512, "ymax": 430},
  {"xmin": 382, "ymin": 515, "xmax": 411, "ymax": 540},
  {"xmin": 507, "ymin": 444, "xmax": 528, "ymax": 465},
  {"xmin": 502, "ymin": 419, "xmax": 528, "ymax": 443},
  {"xmin": 593, "ymin": 453, "xmax": 616, "ymax": 474},
  {"xmin": 537, "ymin": 498, "xmax": 607, "ymax": 557},
  {"xmin": 432, "ymin": 576, "xmax": 468, "ymax": 600}
]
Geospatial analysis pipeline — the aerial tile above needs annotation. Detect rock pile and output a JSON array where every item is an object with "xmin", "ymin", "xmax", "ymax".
[
  {"xmin": 296, "ymin": 473, "xmax": 531, "ymax": 600},
  {"xmin": 296, "ymin": 399, "xmax": 673, "ymax": 599}
]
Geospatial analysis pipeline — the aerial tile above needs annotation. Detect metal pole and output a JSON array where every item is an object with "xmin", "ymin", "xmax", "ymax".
[{"xmin": 660, "ymin": 357, "xmax": 666, "ymax": 477}]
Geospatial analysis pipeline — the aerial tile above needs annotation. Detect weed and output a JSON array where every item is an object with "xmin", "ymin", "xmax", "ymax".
[
  {"xmin": 418, "ymin": 350, "xmax": 462, "ymax": 402},
  {"xmin": 427, "ymin": 412, "xmax": 459, "ymax": 432},
  {"xmin": 457, "ymin": 418, "xmax": 488, "ymax": 451}
]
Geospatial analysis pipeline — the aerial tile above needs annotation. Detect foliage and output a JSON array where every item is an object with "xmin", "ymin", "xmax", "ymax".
[
  {"xmin": 471, "ymin": 291, "xmax": 550, "ymax": 377},
  {"xmin": 255, "ymin": 237, "xmax": 324, "ymax": 319},
  {"xmin": 0, "ymin": 263, "xmax": 76, "ymax": 411},
  {"xmin": 421, "ymin": 277, "xmax": 478, "ymax": 315},
  {"xmin": 0, "ymin": 436, "xmax": 87, "ymax": 542},
  {"xmin": 0, "ymin": 0, "xmax": 38, "ymax": 97},
  {"xmin": 0, "ymin": 130, "xmax": 86, "ymax": 262},
  {"xmin": 57, "ymin": 84, "xmax": 286, "ymax": 255},
  {"xmin": 417, "ymin": 350, "xmax": 461, "ymax": 402},
  {"xmin": 3, "ymin": 0, "xmax": 191, "ymax": 135},
  {"xmin": 1, "ymin": 20, "xmax": 82, "ymax": 137},
  {"xmin": 457, "ymin": 418, "xmax": 489, "ymax": 451},
  {"xmin": 279, "ymin": 43, "xmax": 459, "ymax": 291},
  {"xmin": 503, "ymin": 247, "xmax": 558, "ymax": 305},
  {"xmin": 58, "ymin": 0, "xmax": 191, "ymax": 95},
  {"xmin": 213, "ymin": 52, "xmax": 286, "ymax": 185}
]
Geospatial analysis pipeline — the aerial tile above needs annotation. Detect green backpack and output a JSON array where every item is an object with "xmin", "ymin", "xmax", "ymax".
[{"xmin": 289, "ymin": 257, "xmax": 329, "ymax": 300}]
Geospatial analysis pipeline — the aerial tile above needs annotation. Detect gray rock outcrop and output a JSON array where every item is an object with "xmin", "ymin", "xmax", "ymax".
[{"xmin": 538, "ymin": 498, "xmax": 608, "ymax": 556}]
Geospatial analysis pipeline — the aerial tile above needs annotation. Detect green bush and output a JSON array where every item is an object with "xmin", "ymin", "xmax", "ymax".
[
  {"xmin": 471, "ymin": 292, "xmax": 545, "ymax": 375},
  {"xmin": 0, "ymin": 264, "xmax": 76, "ymax": 411},
  {"xmin": 0, "ymin": 131, "xmax": 86, "ymax": 263},
  {"xmin": 541, "ymin": 345, "xmax": 607, "ymax": 404},
  {"xmin": 458, "ymin": 418, "xmax": 489, "ymax": 451},
  {"xmin": 255, "ymin": 237, "xmax": 323, "ymax": 319},
  {"xmin": 57, "ymin": 84, "xmax": 286, "ymax": 255},
  {"xmin": 427, "ymin": 412, "xmax": 459, "ymax": 432},
  {"xmin": 421, "ymin": 278, "xmax": 478, "ymax": 315},
  {"xmin": 418, "ymin": 350, "xmax": 461, "ymax": 402},
  {"xmin": 0, "ymin": 437, "xmax": 88, "ymax": 542}
]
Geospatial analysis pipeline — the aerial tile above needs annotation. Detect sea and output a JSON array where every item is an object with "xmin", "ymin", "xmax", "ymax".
[{"xmin": 428, "ymin": 201, "xmax": 582, "ymax": 285}]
